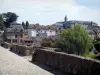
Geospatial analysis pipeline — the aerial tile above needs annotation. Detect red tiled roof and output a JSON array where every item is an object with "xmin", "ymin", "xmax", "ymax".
[{"xmin": 29, "ymin": 24, "xmax": 56, "ymax": 30}]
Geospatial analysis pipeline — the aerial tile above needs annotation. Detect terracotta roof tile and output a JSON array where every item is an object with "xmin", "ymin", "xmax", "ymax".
[{"xmin": 30, "ymin": 24, "xmax": 56, "ymax": 30}]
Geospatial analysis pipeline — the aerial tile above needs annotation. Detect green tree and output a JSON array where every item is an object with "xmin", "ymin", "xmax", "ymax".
[
  {"xmin": 0, "ymin": 14, "xmax": 4, "ymax": 30},
  {"xmin": 22, "ymin": 22, "xmax": 25, "ymax": 29},
  {"xmin": 26, "ymin": 21, "xmax": 29, "ymax": 29},
  {"xmin": 2, "ymin": 12, "xmax": 18, "ymax": 27},
  {"xmin": 57, "ymin": 25, "xmax": 93, "ymax": 56}
]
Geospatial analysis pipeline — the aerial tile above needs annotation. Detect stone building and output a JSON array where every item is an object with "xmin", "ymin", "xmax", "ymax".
[
  {"xmin": 6, "ymin": 21, "xmax": 24, "ymax": 44},
  {"xmin": 54, "ymin": 16, "xmax": 100, "ymax": 38},
  {"xmin": 5, "ymin": 21, "xmax": 33, "ymax": 46}
]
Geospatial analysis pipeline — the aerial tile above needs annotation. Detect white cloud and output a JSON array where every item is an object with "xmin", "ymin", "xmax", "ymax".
[{"xmin": 0, "ymin": 0, "xmax": 100, "ymax": 25}]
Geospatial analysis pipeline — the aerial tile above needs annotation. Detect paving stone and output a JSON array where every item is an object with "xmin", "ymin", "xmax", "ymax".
[{"xmin": 0, "ymin": 47, "xmax": 53, "ymax": 75}]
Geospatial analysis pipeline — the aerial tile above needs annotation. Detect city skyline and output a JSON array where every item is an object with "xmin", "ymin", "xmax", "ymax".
[{"xmin": 0, "ymin": 0, "xmax": 100, "ymax": 25}]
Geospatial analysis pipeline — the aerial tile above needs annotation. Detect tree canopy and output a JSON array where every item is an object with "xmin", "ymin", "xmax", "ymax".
[
  {"xmin": 22, "ymin": 22, "xmax": 25, "ymax": 29},
  {"xmin": 0, "ymin": 14, "xmax": 4, "ymax": 29},
  {"xmin": 26, "ymin": 21, "xmax": 29, "ymax": 29},
  {"xmin": 57, "ymin": 25, "xmax": 93, "ymax": 56},
  {"xmin": 2, "ymin": 12, "xmax": 18, "ymax": 27}
]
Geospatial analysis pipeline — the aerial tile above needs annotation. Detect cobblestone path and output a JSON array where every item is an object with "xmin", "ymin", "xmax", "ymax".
[{"xmin": 0, "ymin": 46, "xmax": 54, "ymax": 75}]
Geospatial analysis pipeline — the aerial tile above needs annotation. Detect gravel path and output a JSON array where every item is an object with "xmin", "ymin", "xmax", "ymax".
[{"xmin": 0, "ymin": 46, "xmax": 54, "ymax": 75}]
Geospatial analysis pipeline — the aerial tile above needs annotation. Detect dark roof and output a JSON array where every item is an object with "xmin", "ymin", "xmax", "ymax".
[
  {"xmin": 68, "ymin": 20, "xmax": 98, "ymax": 25},
  {"xmin": 56, "ymin": 20, "xmax": 98, "ymax": 26},
  {"xmin": 29, "ymin": 25, "xmax": 56, "ymax": 30}
]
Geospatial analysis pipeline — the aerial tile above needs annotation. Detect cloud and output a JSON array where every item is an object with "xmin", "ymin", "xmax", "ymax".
[{"xmin": 0, "ymin": 0, "xmax": 100, "ymax": 25}]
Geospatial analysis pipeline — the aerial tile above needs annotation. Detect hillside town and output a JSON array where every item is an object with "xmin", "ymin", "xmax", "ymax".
[
  {"xmin": 0, "ymin": 10, "xmax": 100, "ymax": 75},
  {"xmin": 0, "ymin": 16, "xmax": 100, "ymax": 47}
]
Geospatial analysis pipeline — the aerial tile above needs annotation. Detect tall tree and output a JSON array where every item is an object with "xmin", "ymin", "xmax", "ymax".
[
  {"xmin": 2, "ymin": 12, "xmax": 18, "ymax": 27},
  {"xmin": 56, "ymin": 25, "xmax": 93, "ymax": 56},
  {"xmin": 26, "ymin": 21, "xmax": 29, "ymax": 29},
  {"xmin": 0, "ymin": 14, "xmax": 4, "ymax": 30},
  {"xmin": 22, "ymin": 22, "xmax": 25, "ymax": 29}
]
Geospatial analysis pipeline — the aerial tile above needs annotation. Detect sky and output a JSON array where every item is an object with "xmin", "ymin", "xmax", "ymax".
[{"xmin": 0, "ymin": 0, "xmax": 100, "ymax": 25}]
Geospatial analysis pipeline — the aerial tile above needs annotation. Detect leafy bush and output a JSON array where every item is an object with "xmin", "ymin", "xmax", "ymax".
[
  {"xmin": 41, "ymin": 41, "xmax": 52, "ymax": 47},
  {"xmin": 54, "ymin": 40, "xmax": 71, "ymax": 52},
  {"xmin": 41, "ymin": 38, "xmax": 58, "ymax": 48},
  {"xmin": 94, "ymin": 41, "xmax": 100, "ymax": 52},
  {"xmin": 57, "ymin": 25, "xmax": 93, "ymax": 55},
  {"xmin": 86, "ymin": 53, "xmax": 99, "ymax": 58},
  {"xmin": 86, "ymin": 53, "xmax": 100, "ymax": 60}
]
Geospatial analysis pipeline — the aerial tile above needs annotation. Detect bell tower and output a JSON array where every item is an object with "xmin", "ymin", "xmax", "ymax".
[{"xmin": 64, "ymin": 15, "xmax": 68, "ymax": 22}]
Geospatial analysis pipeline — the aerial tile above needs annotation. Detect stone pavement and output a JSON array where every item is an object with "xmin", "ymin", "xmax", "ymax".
[{"xmin": 0, "ymin": 46, "xmax": 62, "ymax": 75}]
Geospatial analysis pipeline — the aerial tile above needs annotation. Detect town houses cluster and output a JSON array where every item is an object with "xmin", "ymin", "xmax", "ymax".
[{"xmin": 1, "ymin": 16, "xmax": 100, "ymax": 47}]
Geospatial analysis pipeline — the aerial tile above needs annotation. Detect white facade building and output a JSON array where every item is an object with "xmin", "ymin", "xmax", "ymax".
[
  {"xmin": 28, "ymin": 29, "xmax": 56, "ymax": 37},
  {"xmin": 28, "ymin": 25, "xmax": 56, "ymax": 37},
  {"xmin": 28, "ymin": 25, "xmax": 57, "ymax": 47}
]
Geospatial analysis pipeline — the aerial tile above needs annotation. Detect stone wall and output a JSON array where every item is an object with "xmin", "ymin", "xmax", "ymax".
[
  {"xmin": 3, "ymin": 42, "xmax": 12, "ymax": 49},
  {"xmin": 10, "ymin": 44, "xmax": 33, "ymax": 56},
  {"xmin": 2, "ymin": 42, "xmax": 33, "ymax": 56},
  {"xmin": 32, "ymin": 49, "xmax": 100, "ymax": 75}
]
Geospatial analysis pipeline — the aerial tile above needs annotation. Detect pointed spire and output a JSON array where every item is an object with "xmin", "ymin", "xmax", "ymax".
[{"xmin": 64, "ymin": 15, "xmax": 68, "ymax": 22}]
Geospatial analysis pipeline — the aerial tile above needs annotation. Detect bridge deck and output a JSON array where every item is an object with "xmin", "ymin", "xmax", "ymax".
[{"xmin": 0, "ymin": 46, "xmax": 54, "ymax": 75}]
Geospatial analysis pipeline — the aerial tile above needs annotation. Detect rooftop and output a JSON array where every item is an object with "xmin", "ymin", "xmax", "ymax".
[
  {"xmin": 56, "ymin": 20, "xmax": 98, "ymax": 26},
  {"xmin": 10, "ymin": 21, "xmax": 21, "ymax": 25},
  {"xmin": 29, "ymin": 24, "xmax": 56, "ymax": 30}
]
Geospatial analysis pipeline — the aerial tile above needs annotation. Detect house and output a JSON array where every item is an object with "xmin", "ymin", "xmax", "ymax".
[
  {"xmin": 28, "ymin": 24, "xmax": 57, "ymax": 37},
  {"xmin": 5, "ymin": 21, "xmax": 33, "ymax": 46},
  {"xmin": 28, "ymin": 24, "xmax": 57, "ymax": 47},
  {"xmin": 22, "ymin": 31, "xmax": 33, "ymax": 46}
]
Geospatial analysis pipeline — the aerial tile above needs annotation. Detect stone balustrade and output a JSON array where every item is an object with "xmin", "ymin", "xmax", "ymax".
[{"xmin": 32, "ymin": 49, "xmax": 100, "ymax": 75}]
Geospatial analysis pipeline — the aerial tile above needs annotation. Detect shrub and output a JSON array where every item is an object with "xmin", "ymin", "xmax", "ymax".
[
  {"xmin": 94, "ymin": 41, "xmax": 100, "ymax": 52},
  {"xmin": 41, "ymin": 38, "xmax": 58, "ymax": 48},
  {"xmin": 41, "ymin": 41, "xmax": 52, "ymax": 47}
]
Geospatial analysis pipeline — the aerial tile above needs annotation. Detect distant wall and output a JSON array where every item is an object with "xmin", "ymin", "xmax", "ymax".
[
  {"xmin": 3, "ymin": 42, "xmax": 33, "ymax": 56},
  {"xmin": 3, "ymin": 42, "xmax": 12, "ymax": 48},
  {"xmin": 10, "ymin": 44, "xmax": 33, "ymax": 56},
  {"xmin": 32, "ymin": 49, "xmax": 100, "ymax": 75}
]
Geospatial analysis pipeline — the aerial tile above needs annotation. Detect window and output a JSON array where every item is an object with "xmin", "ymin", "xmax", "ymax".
[
  {"xmin": 31, "ymin": 41, "xmax": 33, "ymax": 43},
  {"xmin": 25, "ymin": 41, "xmax": 27, "ymax": 43},
  {"xmin": 28, "ymin": 41, "xmax": 30, "ymax": 43},
  {"xmin": 20, "ymin": 40, "xmax": 22, "ymax": 42},
  {"xmin": 20, "ymin": 29, "xmax": 23, "ymax": 32},
  {"xmin": 13, "ymin": 39, "xmax": 15, "ymax": 42},
  {"xmin": 15, "ymin": 35, "xmax": 17, "ymax": 38},
  {"xmin": 15, "ymin": 40, "xmax": 17, "ymax": 43},
  {"xmin": 20, "ymin": 35, "xmax": 23, "ymax": 38},
  {"xmin": 36, "ymin": 34, "xmax": 39, "ymax": 36}
]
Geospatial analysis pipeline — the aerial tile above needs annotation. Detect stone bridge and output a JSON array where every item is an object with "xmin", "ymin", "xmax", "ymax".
[{"xmin": 0, "ymin": 46, "xmax": 65, "ymax": 75}]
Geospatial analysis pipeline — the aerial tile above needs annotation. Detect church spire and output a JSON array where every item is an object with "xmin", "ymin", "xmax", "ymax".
[{"xmin": 64, "ymin": 15, "xmax": 68, "ymax": 22}]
